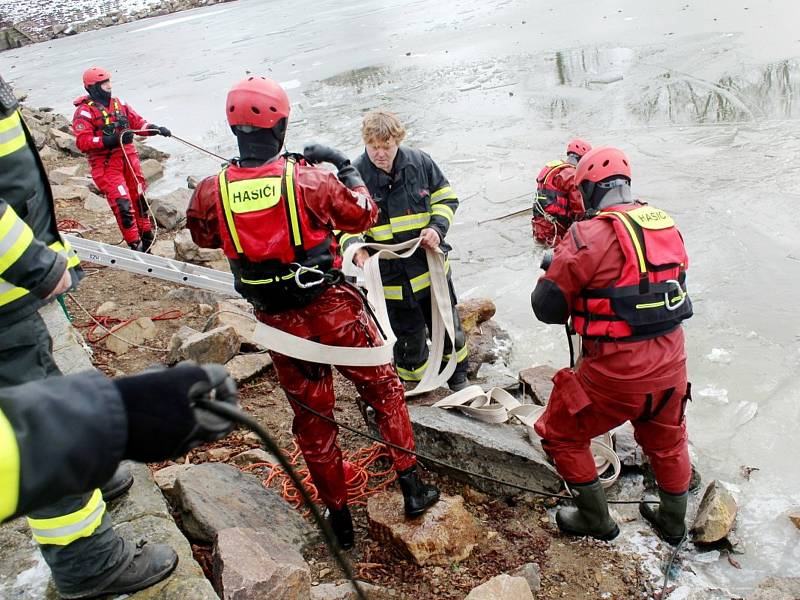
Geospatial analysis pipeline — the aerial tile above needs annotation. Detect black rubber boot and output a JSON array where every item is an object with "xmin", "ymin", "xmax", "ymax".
[
  {"xmin": 100, "ymin": 464, "xmax": 134, "ymax": 502},
  {"xmin": 60, "ymin": 540, "xmax": 178, "ymax": 599},
  {"xmin": 397, "ymin": 466, "xmax": 440, "ymax": 517},
  {"xmin": 447, "ymin": 372, "xmax": 469, "ymax": 392},
  {"xmin": 127, "ymin": 240, "xmax": 143, "ymax": 252},
  {"xmin": 328, "ymin": 506, "xmax": 354, "ymax": 550},
  {"xmin": 140, "ymin": 230, "xmax": 155, "ymax": 254},
  {"xmin": 556, "ymin": 480, "xmax": 620, "ymax": 541},
  {"xmin": 640, "ymin": 488, "xmax": 688, "ymax": 545}
]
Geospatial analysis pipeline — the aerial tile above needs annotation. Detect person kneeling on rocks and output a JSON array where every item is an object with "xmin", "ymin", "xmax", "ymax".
[
  {"xmin": 186, "ymin": 76, "xmax": 440, "ymax": 550},
  {"xmin": 531, "ymin": 146, "xmax": 693, "ymax": 544}
]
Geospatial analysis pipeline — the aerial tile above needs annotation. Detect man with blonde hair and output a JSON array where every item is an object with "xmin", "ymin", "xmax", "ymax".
[{"xmin": 342, "ymin": 110, "xmax": 470, "ymax": 391}]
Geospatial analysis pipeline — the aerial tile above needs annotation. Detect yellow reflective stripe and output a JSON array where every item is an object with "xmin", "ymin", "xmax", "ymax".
[
  {"xmin": 397, "ymin": 360, "xmax": 429, "ymax": 382},
  {"xmin": 431, "ymin": 186, "xmax": 456, "ymax": 202},
  {"xmin": 87, "ymin": 100, "xmax": 112, "ymax": 125},
  {"xmin": 285, "ymin": 158, "xmax": 302, "ymax": 247},
  {"xmin": 28, "ymin": 489, "xmax": 105, "ymax": 545},
  {"xmin": 49, "ymin": 239, "xmax": 81, "ymax": 269},
  {"xmin": 635, "ymin": 291, "xmax": 686, "ymax": 310},
  {"xmin": 225, "ymin": 177, "xmax": 282, "ymax": 213},
  {"xmin": 0, "ymin": 111, "xmax": 26, "ymax": 158},
  {"xmin": 383, "ymin": 285, "xmax": 403, "ymax": 301},
  {"xmin": 0, "ymin": 409, "xmax": 20, "ymax": 521},
  {"xmin": 0, "ymin": 279, "xmax": 29, "ymax": 306},
  {"xmin": 338, "ymin": 233, "xmax": 362, "ymax": 248},
  {"xmin": 431, "ymin": 204, "xmax": 454, "ymax": 224},
  {"xmin": 0, "ymin": 206, "xmax": 35, "ymax": 275},
  {"xmin": 218, "ymin": 170, "xmax": 244, "ymax": 254},
  {"xmin": 602, "ymin": 211, "xmax": 646, "ymax": 274},
  {"xmin": 240, "ymin": 273, "xmax": 295, "ymax": 285},
  {"xmin": 408, "ymin": 259, "xmax": 450, "ymax": 294},
  {"xmin": 443, "ymin": 343, "xmax": 469, "ymax": 363},
  {"xmin": 366, "ymin": 224, "xmax": 394, "ymax": 241},
  {"xmin": 389, "ymin": 212, "xmax": 430, "ymax": 233}
]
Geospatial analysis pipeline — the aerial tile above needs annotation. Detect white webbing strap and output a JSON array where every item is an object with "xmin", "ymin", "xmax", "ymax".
[{"xmin": 433, "ymin": 386, "xmax": 621, "ymax": 488}]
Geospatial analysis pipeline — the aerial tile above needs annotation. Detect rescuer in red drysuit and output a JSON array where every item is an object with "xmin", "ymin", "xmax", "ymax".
[
  {"xmin": 531, "ymin": 138, "xmax": 591, "ymax": 245},
  {"xmin": 531, "ymin": 146, "xmax": 693, "ymax": 545},
  {"xmin": 186, "ymin": 76, "xmax": 439, "ymax": 549},
  {"xmin": 72, "ymin": 66, "xmax": 171, "ymax": 252}
]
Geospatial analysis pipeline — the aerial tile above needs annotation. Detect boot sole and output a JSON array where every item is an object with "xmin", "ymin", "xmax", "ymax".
[
  {"xmin": 404, "ymin": 492, "xmax": 441, "ymax": 518},
  {"xmin": 557, "ymin": 522, "xmax": 620, "ymax": 542},
  {"xmin": 101, "ymin": 475, "xmax": 134, "ymax": 503},
  {"xmin": 60, "ymin": 554, "xmax": 178, "ymax": 599}
]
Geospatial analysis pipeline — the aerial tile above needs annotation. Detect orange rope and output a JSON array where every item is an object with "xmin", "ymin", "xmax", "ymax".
[
  {"xmin": 57, "ymin": 218, "xmax": 88, "ymax": 233},
  {"xmin": 73, "ymin": 308, "xmax": 183, "ymax": 343},
  {"xmin": 244, "ymin": 440, "xmax": 398, "ymax": 515}
]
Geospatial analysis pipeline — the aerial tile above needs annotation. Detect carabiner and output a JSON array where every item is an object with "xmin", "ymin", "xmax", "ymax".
[
  {"xmin": 291, "ymin": 263, "xmax": 326, "ymax": 289},
  {"xmin": 663, "ymin": 280, "xmax": 686, "ymax": 311}
]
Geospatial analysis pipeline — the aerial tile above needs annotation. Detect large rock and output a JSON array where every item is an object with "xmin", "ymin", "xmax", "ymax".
[
  {"xmin": 166, "ymin": 286, "xmax": 231, "ymax": 305},
  {"xmin": 749, "ymin": 577, "xmax": 800, "ymax": 600},
  {"xmin": 510, "ymin": 562, "xmax": 541, "ymax": 593},
  {"xmin": 68, "ymin": 175, "xmax": 100, "ymax": 194},
  {"xmin": 612, "ymin": 422, "xmax": 645, "ymax": 468},
  {"xmin": 39, "ymin": 301, "xmax": 94, "ymax": 375},
  {"xmin": 141, "ymin": 158, "xmax": 165, "ymax": 183},
  {"xmin": 407, "ymin": 405, "xmax": 561, "ymax": 495},
  {"xmin": 151, "ymin": 189, "xmax": 190, "ymax": 230},
  {"xmin": 476, "ymin": 362, "xmax": 518, "ymax": 392},
  {"xmin": 51, "ymin": 184, "xmax": 89, "ymax": 202},
  {"xmin": 518, "ymin": 365, "xmax": 556, "ymax": 405},
  {"xmin": 105, "ymin": 316, "xmax": 158, "ymax": 355},
  {"xmin": 367, "ymin": 492, "xmax": 482, "ymax": 566},
  {"xmin": 168, "ymin": 325, "xmax": 240, "ymax": 365},
  {"xmin": 213, "ymin": 527, "xmax": 310, "ymax": 600},
  {"xmin": 230, "ymin": 448, "xmax": 278, "ymax": 468},
  {"xmin": 153, "ymin": 463, "xmax": 193, "ymax": 502},
  {"xmin": 465, "ymin": 574, "xmax": 533, "ymax": 600},
  {"xmin": 49, "ymin": 128, "xmax": 80, "ymax": 155},
  {"xmin": 465, "ymin": 319, "xmax": 512, "ymax": 378},
  {"xmin": 691, "ymin": 480, "xmax": 738, "ymax": 544},
  {"xmin": 311, "ymin": 582, "xmax": 390, "ymax": 599},
  {"xmin": 213, "ymin": 299, "xmax": 265, "ymax": 350},
  {"xmin": 174, "ymin": 228, "xmax": 225, "ymax": 263},
  {"xmin": 136, "ymin": 141, "xmax": 170, "ymax": 161},
  {"xmin": 173, "ymin": 462, "xmax": 317, "ymax": 550},
  {"xmin": 225, "ymin": 353, "xmax": 273, "ymax": 384},
  {"xmin": 788, "ymin": 510, "xmax": 800, "ymax": 530},
  {"xmin": 83, "ymin": 191, "xmax": 108, "ymax": 213},
  {"xmin": 457, "ymin": 298, "xmax": 496, "ymax": 335},
  {"xmin": 48, "ymin": 164, "xmax": 81, "ymax": 185}
]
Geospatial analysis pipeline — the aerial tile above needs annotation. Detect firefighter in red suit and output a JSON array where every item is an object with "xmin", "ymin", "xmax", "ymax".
[
  {"xmin": 531, "ymin": 146, "xmax": 693, "ymax": 544},
  {"xmin": 532, "ymin": 138, "xmax": 591, "ymax": 246},
  {"xmin": 72, "ymin": 67, "xmax": 171, "ymax": 252},
  {"xmin": 186, "ymin": 76, "xmax": 439, "ymax": 549}
]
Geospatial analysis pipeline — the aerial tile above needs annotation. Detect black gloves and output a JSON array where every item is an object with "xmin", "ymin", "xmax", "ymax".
[
  {"xmin": 303, "ymin": 143, "xmax": 349, "ymax": 170},
  {"xmin": 102, "ymin": 131, "xmax": 134, "ymax": 148},
  {"xmin": 148, "ymin": 123, "xmax": 171, "ymax": 137},
  {"xmin": 114, "ymin": 362, "xmax": 238, "ymax": 463}
]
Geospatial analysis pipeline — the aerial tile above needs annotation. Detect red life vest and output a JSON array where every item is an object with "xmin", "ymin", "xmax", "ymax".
[
  {"xmin": 534, "ymin": 160, "xmax": 575, "ymax": 219},
  {"xmin": 572, "ymin": 203, "xmax": 692, "ymax": 341},
  {"xmin": 215, "ymin": 155, "xmax": 337, "ymax": 312}
]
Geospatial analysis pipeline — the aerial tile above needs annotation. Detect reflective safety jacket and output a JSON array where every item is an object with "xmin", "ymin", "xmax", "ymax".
[
  {"xmin": 0, "ymin": 371, "xmax": 126, "ymax": 523},
  {"xmin": 0, "ymin": 77, "xmax": 82, "ymax": 327},
  {"xmin": 71, "ymin": 94, "xmax": 150, "ymax": 166},
  {"xmin": 348, "ymin": 146, "xmax": 458, "ymax": 304},
  {"xmin": 571, "ymin": 203, "xmax": 692, "ymax": 341},
  {"xmin": 533, "ymin": 159, "xmax": 583, "ymax": 221},
  {"xmin": 187, "ymin": 155, "xmax": 377, "ymax": 313}
]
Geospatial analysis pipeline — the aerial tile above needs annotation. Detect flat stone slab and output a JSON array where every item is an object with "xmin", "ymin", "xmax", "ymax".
[
  {"xmin": 407, "ymin": 405, "xmax": 561, "ymax": 496},
  {"xmin": 173, "ymin": 462, "xmax": 317, "ymax": 551},
  {"xmin": 465, "ymin": 574, "xmax": 533, "ymax": 600},
  {"xmin": 39, "ymin": 301, "xmax": 94, "ymax": 374}
]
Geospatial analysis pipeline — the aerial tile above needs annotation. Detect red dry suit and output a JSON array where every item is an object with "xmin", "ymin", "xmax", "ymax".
[
  {"xmin": 531, "ymin": 202, "xmax": 693, "ymax": 494},
  {"xmin": 531, "ymin": 160, "xmax": 584, "ymax": 245},
  {"xmin": 72, "ymin": 95, "xmax": 154, "ymax": 245},
  {"xmin": 187, "ymin": 155, "xmax": 417, "ymax": 510}
]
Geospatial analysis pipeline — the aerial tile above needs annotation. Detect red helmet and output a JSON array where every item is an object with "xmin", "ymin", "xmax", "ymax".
[
  {"xmin": 82, "ymin": 67, "xmax": 111, "ymax": 88},
  {"xmin": 574, "ymin": 146, "xmax": 631, "ymax": 186},
  {"xmin": 566, "ymin": 138, "xmax": 592, "ymax": 158},
  {"xmin": 226, "ymin": 76, "xmax": 290, "ymax": 129}
]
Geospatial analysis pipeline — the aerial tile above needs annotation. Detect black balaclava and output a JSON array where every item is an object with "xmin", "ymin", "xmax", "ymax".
[
  {"xmin": 566, "ymin": 152, "xmax": 581, "ymax": 166},
  {"xmin": 232, "ymin": 119, "xmax": 287, "ymax": 167},
  {"xmin": 86, "ymin": 81, "xmax": 111, "ymax": 107},
  {"xmin": 580, "ymin": 177, "xmax": 632, "ymax": 212}
]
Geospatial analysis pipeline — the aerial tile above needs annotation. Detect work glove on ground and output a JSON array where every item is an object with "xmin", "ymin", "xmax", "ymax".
[
  {"xmin": 303, "ymin": 143, "xmax": 349, "ymax": 170},
  {"xmin": 114, "ymin": 362, "xmax": 238, "ymax": 462},
  {"xmin": 147, "ymin": 123, "xmax": 171, "ymax": 137}
]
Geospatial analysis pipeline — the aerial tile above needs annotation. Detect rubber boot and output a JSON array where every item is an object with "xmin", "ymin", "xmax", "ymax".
[
  {"xmin": 60, "ymin": 540, "xmax": 178, "ymax": 600},
  {"xmin": 140, "ymin": 230, "xmax": 155, "ymax": 254},
  {"xmin": 127, "ymin": 240, "xmax": 143, "ymax": 252},
  {"xmin": 556, "ymin": 480, "xmax": 620, "ymax": 541},
  {"xmin": 328, "ymin": 506, "xmax": 354, "ymax": 550},
  {"xmin": 447, "ymin": 372, "xmax": 469, "ymax": 392},
  {"xmin": 640, "ymin": 488, "xmax": 688, "ymax": 545},
  {"xmin": 397, "ymin": 466, "xmax": 440, "ymax": 517},
  {"xmin": 100, "ymin": 464, "xmax": 134, "ymax": 502}
]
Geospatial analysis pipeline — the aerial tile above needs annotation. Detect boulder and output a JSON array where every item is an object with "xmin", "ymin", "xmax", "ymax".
[
  {"xmin": 105, "ymin": 316, "xmax": 158, "ymax": 355},
  {"xmin": 613, "ymin": 422, "xmax": 645, "ymax": 468},
  {"xmin": 788, "ymin": 510, "xmax": 800, "ymax": 530},
  {"xmin": 68, "ymin": 176, "xmax": 100, "ymax": 193},
  {"xmin": 151, "ymin": 189, "xmax": 190, "ymax": 231},
  {"xmin": 225, "ymin": 353, "xmax": 273, "ymax": 385},
  {"xmin": 229, "ymin": 448, "xmax": 278, "ymax": 468},
  {"xmin": 213, "ymin": 527, "xmax": 310, "ymax": 600},
  {"xmin": 465, "ymin": 319, "xmax": 512, "ymax": 378},
  {"xmin": 83, "ymin": 191, "xmax": 108, "ymax": 213},
  {"xmin": 136, "ymin": 141, "xmax": 170, "ymax": 161},
  {"xmin": 38, "ymin": 145, "xmax": 59, "ymax": 161},
  {"xmin": 457, "ymin": 298, "xmax": 496, "ymax": 335},
  {"xmin": 408, "ymin": 405, "xmax": 561, "ymax": 495},
  {"xmin": 465, "ymin": 574, "xmax": 533, "ymax": 600},
  {"xmin": 691, "ymin": 480, "xmax": 738, "ymax": 544},
  {"xmin": 311, "ymin": 582, "xmax": 390, "ymax": 600},
  {"xmin": 30, "ymin": 128, "xmax": 46, "ymax": 149},
  {"xmin": 173, "ymin": 462, "xmax": 317, "ymax": 549},
  {"xmin": 510, "ymin": 562, "xmax": 541, "ymax": 593},
  {"xmin": 213, "ymin": 299, "xmax": 264, "ymax": 350},
  {"xmin": 518, "ymin": 365, "xmax": 556, "ymax": 405},
  {"xmin": 174, "ymin": 228, "xmax": 225, "ymax": 263},
  {"xmin": 48, "ymin": 165, "xmax": 81, "ymax": 185},
  {"xmin": 141, "ymin": 158, "xmax": 165, "ymax": 183},
  {"xmin": 51, "ymin": 184, "xmax": 89, "ymax": 202},
  {"xmin": 153, "ymin": 463, "xmax": 193, "ymax": 502},
  {"xmin": 166, "ymin": 325, "xmax": 201, "ymax": 364},
  {"xmin": 49, "ymin": 128, "xmax": 80, "ymax": 155},
  {"xmin": 96, "ymin": 301, "xmax": 117, "ymax": 315},
  {"xmin": 168, "ymin": 325, "xmax": 239, "ymax": 365},
  {"xmin": 150, "ymin": 239, "xmax": 176, "ymax": 260},
  {"xmin": 749, "ymin": 577, "xmax": 800, "ymax": 600},
  {"xmin": 367, "ymin": 492, "xmax": 482, "ymax": 566}
]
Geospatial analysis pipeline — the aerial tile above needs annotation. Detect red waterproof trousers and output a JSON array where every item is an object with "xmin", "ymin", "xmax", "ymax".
[
  {"xmin": 534, "ymin": 367, "xmax": 691, "ymax": 494},
  {"xmin": 257, "ymin": 284, "xmax": 417, "ymax": 510},
  {"xmin": 91, "ymin": 150, "xmax": 151, "ymax": 245}
]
